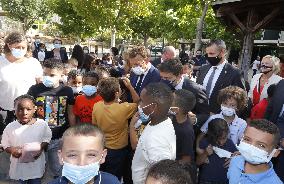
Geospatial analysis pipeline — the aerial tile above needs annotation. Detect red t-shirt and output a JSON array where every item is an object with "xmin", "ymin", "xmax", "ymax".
[
  {"xmin": 250, "ymin": 98, "xmax": 268, "ymax": 120},
  {"xmin": 73, "ymin": 94, "xmax": 103, "ymax": 123}
]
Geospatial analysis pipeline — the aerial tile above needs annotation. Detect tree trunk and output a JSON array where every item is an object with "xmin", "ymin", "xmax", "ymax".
[
  {"xmin": 194, "ymin": 2, "xmax": 209, "ymax": 53},
  {"xmin": 240, "ymin": 32, "xmax": 254, "ymax": 81},
  {"xmin": 111, "ymin": 27, "xmax": 116, "ymax": 47},
  {"xmin": 143, "ymin": 34, "xmax": 149, "ymax": 47}
]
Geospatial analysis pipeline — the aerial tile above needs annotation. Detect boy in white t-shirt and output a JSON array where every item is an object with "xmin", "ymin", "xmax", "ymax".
[{"xmin": 131, "ymin": 82, "xmax": 176, "ymax": 184}]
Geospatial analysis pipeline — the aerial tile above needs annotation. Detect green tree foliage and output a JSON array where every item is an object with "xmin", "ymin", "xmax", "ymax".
[
  {"xmin": 0, "ymin": 0, "xmax": 50, "ymax": 33},
  {"xmin": 50, "ymin": 0, "xmax": 96, "ymax": 38}
]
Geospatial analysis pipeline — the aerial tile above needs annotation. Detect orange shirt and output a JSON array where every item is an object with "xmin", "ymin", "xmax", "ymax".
[{"xmin": 73, "ymin": 94, "xmax": 103, "ymax": 123}]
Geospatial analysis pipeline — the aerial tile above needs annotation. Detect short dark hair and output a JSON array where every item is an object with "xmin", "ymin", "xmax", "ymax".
[
  {"xmin": 14, "ymin": 94, "xmax": 36, "ymax": 107},
  {"xmin": 128, "ymin": 46, "xmax": 148, "ymax": 59},
  {"xmin": 147, "ymin": 159, "xmax": 193, "ymax": 184},
  {"xmin": 144, "ymin": 82, "xmax": 173, "ymax": 114},
  {"xmin": 206, "ymin": 39, "xmax": 226, "ymax": 50},
  {"xmin": 98, "ymin": 77, "xmax": 120, "ymax": 102},
  {"xmin": 206, "ymin": 118, "xmax": 229, "ymax": 146},
  {"xmin": 83, "ymin": 71, "xmax": 99, "ymax": 81},
  {"xmin": 111, "ymin": 47, "xmax": 119, "ymax": 56},
  {"xmin": 53, "ymin": 38, "xmax": 62, "ymax": 44},
  {"xmin": 4, "ymin": 32, "xmax": 27, "ymax": 53},
  {"xmin": 109, "ymin": 67, "xmax": 123, "ymax": 78},
  {"xmin": 248, "ymin": 119, "xmax": 280, "ymax": 146},
  {"xmin": 43, "ymin": 58, "xmax": 64, "ymax": 71},
  {"xmin": 95, "ymin": 66, "xmax": 110, "ymax": 80},
  {"xmin": 217, "ymin": 86, "xmax": 247, "ymax": 111},
  {"xmin": 67, "ymin": 69, "xmax": 83, "ymax": 81},
  {"xmin": 62, "ymin": 124, "xmax": 105, "ymax": 148},
  {"xmin": 158, "ymin": 59, "xmax": 183, "ymax": 76},
  {"xmin": 174, "ymin": 89, "xmax": 196, "ymax": 114}
]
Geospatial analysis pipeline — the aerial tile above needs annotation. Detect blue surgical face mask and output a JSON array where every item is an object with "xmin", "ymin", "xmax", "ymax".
[
  {"xmin": 82, "ymin": 85, "xmax": 97, "ymax": 96},
  {"xmin": 11, "ymin": 48, "xmax": 26, "ymax": 58},
  {"xmin": 138, "ymin": 103, "xmax": 155, "ymax": 122},
  {"xmin": 62, "ymin": 160, "xmax": 101, "ymax": 184},
  {"xmin": 43, "ymin": 76, "xmax": 55, "ymax": 88},
  {"xmin": 54, "ymin": 43, "xmax": 61, "ymax": 49}
]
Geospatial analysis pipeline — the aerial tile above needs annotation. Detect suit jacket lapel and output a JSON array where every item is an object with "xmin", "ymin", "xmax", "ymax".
[
  {"xmin": 198, "ymin": 65, "xmax": 211, "ymax": 84},
  {"xmin": 212, "ymin": 63, "xmax": 229, "ymax": 94}
]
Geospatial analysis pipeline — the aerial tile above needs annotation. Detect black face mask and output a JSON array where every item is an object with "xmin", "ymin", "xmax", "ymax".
[
  {"xmin": 205, "ymin": 54, "xmax": 222, "ymax": 66},
  {"xmin": 260, "ymin": 65, "xmax": 273, "ymax": 74}
]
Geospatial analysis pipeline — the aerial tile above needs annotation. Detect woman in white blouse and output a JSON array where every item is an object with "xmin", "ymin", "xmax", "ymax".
[{"xmin": 248, "ymin": 55, "xmax": 282, "ymax": 107}]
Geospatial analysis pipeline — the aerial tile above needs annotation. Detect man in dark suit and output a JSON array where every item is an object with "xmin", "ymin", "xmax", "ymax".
[
  {"xmin": 158, "ymin": 59, "xmax": 210, "ymax": 127},
  {"xmin": 129, "ymin": 46, "xmax": 161, "ymax": 95},
  {"xmin": 152, "ymin": 46, "xmax": 176, "ymax": 68},
  {"xmin": 196, "ymin": 39, "xmax": 246, "ymax": 114},
  {"xmin": 45, "ymin": 38, "xmax": 68, "ymax": 63},
  {"xmin": 265, "ymin": 79, "xmax": 284, "ymax": 182}
]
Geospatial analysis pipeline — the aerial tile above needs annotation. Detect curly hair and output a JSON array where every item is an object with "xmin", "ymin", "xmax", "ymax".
[
  {"xmin": 98, "ymin": 77, "xmax": 120, "ymax": 102},
  {"xmin": 4, "ymin": 32, "xmax": 27, "ymax": 54},
  {"xmin": 128, "ymin": 46, "xmax": 148, "ymax": 59},
  {"xmin": 217, "ymin": 86, "xmax": 247, "ymax": 111}
]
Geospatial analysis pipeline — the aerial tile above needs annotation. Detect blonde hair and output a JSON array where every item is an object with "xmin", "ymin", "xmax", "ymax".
[
  {"xmin": 68, "ymin": 58, "xmax": 78, "ymax": 67},
  {"xmin": 262, "ymin": 55, "xmax": 280, "ymax": 74}
]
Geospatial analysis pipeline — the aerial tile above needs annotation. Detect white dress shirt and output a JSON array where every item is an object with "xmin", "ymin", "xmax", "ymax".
[
  {"xmin": 175, "ymin": 76, "xmax": 185, "ymax": 90},
  {"xmin": 202, "ymin": 60, "xmax": 227, "ymax": 97}
]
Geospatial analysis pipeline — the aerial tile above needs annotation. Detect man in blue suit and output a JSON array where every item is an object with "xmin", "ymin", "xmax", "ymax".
[{"xmin": 129, "ymin": 46, "xmax": 161, "ymax": 95}]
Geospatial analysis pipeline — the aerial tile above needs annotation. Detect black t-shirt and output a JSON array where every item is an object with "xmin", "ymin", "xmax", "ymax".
[
  {"xmin": 171, "ymin": 116, "xmax": 195, "ymax": 160},
  {"xmin": 28, "ymin": 83, "xmax": 75, "ymax": 139}
]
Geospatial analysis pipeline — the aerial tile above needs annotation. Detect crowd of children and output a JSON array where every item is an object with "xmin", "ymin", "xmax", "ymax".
[{"xmin": 0, "ymin": 33, "xmax": 284, "ymax": 184}]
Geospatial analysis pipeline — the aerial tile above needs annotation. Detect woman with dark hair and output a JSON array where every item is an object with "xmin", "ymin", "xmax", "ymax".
[
  {"xmin": 0, "ymin": 32, "xmax": 42, "ymax": 130},
  {"xmin": 71, "ymin": 45, "xmax": 85, "ymax": 69},
  {"xmin": 82, "ymin": 46, "xmax": 89, "ymax": 54},
  {"xmin": 80, "ymin": 53, "xmax": 95, "ymax": 73},
  {"xmin": 45, "ymin": 38, "xmax": 68, "ymax": 63}
]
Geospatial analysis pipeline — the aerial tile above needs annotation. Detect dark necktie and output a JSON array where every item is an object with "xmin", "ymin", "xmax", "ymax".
[
  {"xmin": 206, "ymin": 67, "xmax": 217, "ymax": 96},
  {"xmin": 135, "ymin": 74, "xmax": 144, "ymax": 93}
]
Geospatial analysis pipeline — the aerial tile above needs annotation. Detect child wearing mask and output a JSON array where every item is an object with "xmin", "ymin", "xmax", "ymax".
[
  {"xmin": 228, "ymin": 119, "xmax": 282, "ymax": 184},
  {"xmin": 73, "ymin": 71, "xmax": 102, "ymax": 124},
  {"xmin": 92, "ymin": 77, "xmax": 139, "ymax": 180},
  {"xmin": 67, "ymin": 70, "xmax": 83, "ymax": 96},
  {"xmin": 27, "ymin": 59, "xmax": 76, "ymax": 178},
  {"xmin": 197, "ymin": 86, "xmax": 247, "ymax": 153},
  {"xmin": 197, "ymin": 118, "xmax": 237, "ymax": 184},
  {"xmin": 131, "ymin": 83, "xmax": 176, "ymax": 184},
  {"xmin": 48, "ymin": 123, "xmax": 120, "ymax": 184},
  {"xmin": 169, "ymin": 89, "xmax": 196, "ymax": 163},
  {"xmin": 1, "ymin": 94, "xmax": 52, "ymax": 183}
]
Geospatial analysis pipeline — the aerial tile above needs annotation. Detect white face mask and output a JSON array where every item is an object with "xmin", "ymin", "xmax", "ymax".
[
  {"xmin": 237, "ymin": 141, "xmax": 277, "ymax": 164},
  {"xmin": 221, "ymin": 105, "xmax": 236, "ymax": 117},
  {"xmin": 132, "ymin": 66, "xmax": 145, "ymax": 76},
  {"xmin": 71, "ymin": 86, "xmax": 82, "ymax": 94}
]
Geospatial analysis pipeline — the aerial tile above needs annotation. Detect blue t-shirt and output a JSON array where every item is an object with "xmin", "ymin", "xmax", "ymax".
[
  {"xmin": 199, "ymin": 137, "xmax": 237, "ymax": 183},
  {"xmin": 48, "ymin": 171, "xmax": 121, "ymax": 184},
  {"xmin": 227, "ymin": 155, "xmax": 283, "ymax": 184}
]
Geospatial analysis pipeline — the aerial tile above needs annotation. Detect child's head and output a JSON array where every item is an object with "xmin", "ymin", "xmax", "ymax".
[
  {"xmin": 68, "ymin": 58, "xmax": 79, "ymax": 70},
  {"xmin": 139, "ymin": 83, "xmax": 173, "ymax": 122},
  {"xmin": 217, "ymin": 86, "xmax": 247, "ymax": 116},
  {"xmin": 206, "ymin": 118, "xmax": 229, "ymax": 146},
  {"xmin": 43, "ymin": 59, "xmax": 64, "ymax": 88},
  {"xmin": 98, "ymin": 77, "xmax": 120, "ymax": 103},
  {"xmin": 59, "ymin": 123, "xmax": 107, "ymax": 166},
  {"xmin": 170, "ymin": 89, "xmax": 196, "ymax": 116},
  {"xmin": 14, "ymin": 94, "xmax": 36, "ymax": 124},
  {"xmin": 81, "ymin": 71, "xmax": 100, "ymax": 97},
  {"xmin": 146, "ymin": 159, "xmax": 193, "ymax": 184},
  {"xmin": 67, "ymin": 70, "xmax": 83, "ymax": 94},
  {"xmin": 238, "ymin": 119, "xmax": 280, "ymax": 164},
  {"xmin": 95, "ymin": 65, "xmax": 110, "ymax": 79}
]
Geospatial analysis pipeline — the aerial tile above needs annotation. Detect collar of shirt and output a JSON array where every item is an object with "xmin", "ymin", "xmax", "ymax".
[
  {"xmin": 220, "ymin": 113, "xmax": 239, "ymax": 126},
  {"xmin": 235, "ymin": 156, "xmax": 275, "ymax": 183},
  {"xmin": 143, "ymin": 62, "xmax": 152, "ymax": 76},
  {"xmin": 175, "ymin": 75, "xmax": 185, "ymax": 90},
  {"xmin": 215, "ymin": 59, "xmax": 227, "ymax": 70}
]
